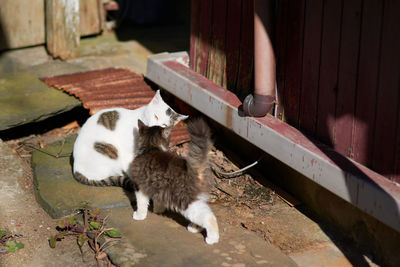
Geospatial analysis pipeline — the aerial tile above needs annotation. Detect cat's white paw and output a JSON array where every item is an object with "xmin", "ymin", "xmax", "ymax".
[
  {"xmin": 133, "ymin": 211, "xmax": 147, "ymax": 220},
  {"xmin": 205, "ymin": 235, "xmax": 219, "ymax": 245},
  {"xmin": 187, "ymin": 224, "xmax": 200, "ymax": 233}
]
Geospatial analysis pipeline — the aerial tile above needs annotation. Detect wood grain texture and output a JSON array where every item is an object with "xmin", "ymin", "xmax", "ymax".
[
  {"xmin": 275, "ymin": 0, "xmax": 289, "ymax": 120},
  {"xmin": 353, "ymin": 0, "xmax": 383, "ymax": 166},
  {"xmin": 395, "ymin": 95, "xmax": 400, "ymax": 183},
  {"xmin": 0, "ymin": 0, "xmax": 45, "ymax": 50},
  {"xmin": 207, "ymin": 0, "xmax": 227, "ymax": 87},
  {"xmin": 315, "ymin": 0, "xmax": 343, "ymax": 146},
  {"xmin": 46, "ymin": 0, "xmax": 80, "ymax": 59},
  {"xmin": 195, "ymin": 0, "xmax": 213, "ymax": 75},
  {"xmin": 334, "ymin": 0, "xmax": 363, "ymax": 158},
  {"xmin": 298, "ymin": 0, "xmax": 323, "ymax": 134},
  {"xmin": 79, "ymin": 0, "xmax": 102, "ymax": 36},
  {"xmin": 225, "ymin": 0, "xmax": 242, "ymax": 93},
  {"xmin": 191, "ymin": 0, "xmax": 254, "ymax": 98},
  {"xmin": 236, "ymin": 0, "xmax": 254, "ymax": 99},
  {"xmin": 189, "ymin": 0, "xmax": 201, "ymax": 70},
  {"xmin": 372, "ymin": 0, "xmax": 400, "ymax": 179},
  {"xmin": 283, "ymin": 0, "xmax": 305, "ymax": 127}
]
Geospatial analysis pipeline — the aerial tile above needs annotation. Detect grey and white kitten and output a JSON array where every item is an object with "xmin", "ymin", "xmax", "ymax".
[
  {"xmin": 72, "ymin": 90, "xmax": 188, "ymax": 188},
  {"xmin": 128, "ymin": 118, "xmax": 219, "ymax": 245}
]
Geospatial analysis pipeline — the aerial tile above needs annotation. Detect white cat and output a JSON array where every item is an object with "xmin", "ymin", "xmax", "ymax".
[{"xmin": 72, "ymin": 90, "xmax": 188, "ymax": 187}]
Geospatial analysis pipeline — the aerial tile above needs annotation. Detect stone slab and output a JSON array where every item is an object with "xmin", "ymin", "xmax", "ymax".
[
  {"xmin": 102, "ymin": 205, "xmax": 297, "ymax": 267},
  {"xmin": 0, "ymin": 69, "xmax": 82, "ymax": 131},
  {"xmin": 31, "ymin": 134, "xmax": 131, "ymax": 219}
]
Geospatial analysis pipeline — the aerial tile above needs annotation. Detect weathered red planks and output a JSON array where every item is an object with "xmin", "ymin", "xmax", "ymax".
[
  {"xmin": 315, "ymin": 0, "xmax": 343, "ymax": 146},
  {"xmin": 282, "ymin": 0, "xmax": 305, "ymax": 127},
  {"xmin": 334, "ymin": 0, "xmax": 363, "ymax": 158},
  {"xmin": 236, "ymin": 0, "xmax": 254, "ymax": 99},
  {"xmin": 275, "ymin": 0, "xmax": 289, "ymax": 120},
  {"xmin": 353, "ymin": 0, "xmax": 383, "ymax": 166},
  {"xmin": 207, "ymin": 0, "xmax": 228, "ymax": 87},
  {"xmin": 190, "ymin": 0, "xmax": 400, "ymax": 181},
  {"xmin": 298, "ymin": 0, "xmax": 324, "ymax": 135},
  {"xmin": 372, "ymin": 0, "xmax": 400, "ymax": 180},
  {"xmin": 195, "ymin": 0, "xmax": 213, "ymax": 75},
  {"xmin": 189, "ymin": 0, "xmax": 201, "ymax": 70},
  {"xmin": 191, "ymin": 0, "xmax": 255, "ymax": 99},
  {"xmin": 395, "ymin": 98, "xmax": 400, "ymax": 183},
  {"xmin": 225, "ymin": 0, "xmax": 242, "ymax": 92}
]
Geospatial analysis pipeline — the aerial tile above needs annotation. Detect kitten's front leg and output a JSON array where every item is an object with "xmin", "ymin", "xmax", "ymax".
[{"xmin": 133, "ymin": 190, "xmax": 149, "ymax": 220}]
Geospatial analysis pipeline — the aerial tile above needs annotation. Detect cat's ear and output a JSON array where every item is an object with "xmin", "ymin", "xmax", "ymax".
[
  {"xmin": 175, "ymin": 114, "xmax": 189, "ymax": 124},
  {"xmin": 149, "ymin": 90, "xmax": 162, "ymax": 106},
  {"xmin": 138, "ymin": 119, "xmax": 146, "ymax": 133},
  {"xmin": 162, "ymin": 126, "xmax": 173, "ymax": 140}
]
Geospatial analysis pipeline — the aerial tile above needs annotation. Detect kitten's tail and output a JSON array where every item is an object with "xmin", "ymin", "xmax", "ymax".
[{"xmin": 186, "ymin": 118, "xmax": 213, "ymax": 173}]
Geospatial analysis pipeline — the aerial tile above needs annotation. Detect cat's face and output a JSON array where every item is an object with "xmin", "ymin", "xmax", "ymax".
[
  {"xmin": 137, "ymin": 119, "xmax": 172, "ymax": 152},
  {"xmin": 146, "ymin": 90, "xmax": 188, "ymax": 127}
]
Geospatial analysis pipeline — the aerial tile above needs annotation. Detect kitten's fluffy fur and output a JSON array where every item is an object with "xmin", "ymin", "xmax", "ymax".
[
  {"xmin": 72, "ymin": 90, "xmax": 188, "ymax": 188},
  {"xmin": 129, "ymin": 118, "xmax": 219, "ymax": 244}
]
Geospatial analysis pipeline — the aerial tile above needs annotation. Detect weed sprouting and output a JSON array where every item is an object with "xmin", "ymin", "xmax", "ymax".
[
  {"xmin": 0, "ymin": 229, "xmax": 24, "ymax": 254},
  {"xmin": 49, "ymin": 202, "xmax": 121, "ymax": 266}
]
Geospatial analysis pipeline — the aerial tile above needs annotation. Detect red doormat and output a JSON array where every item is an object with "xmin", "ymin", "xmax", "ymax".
[{"xmin": 40, "ymin": 68, "xmax": 190, "ymax": 145}]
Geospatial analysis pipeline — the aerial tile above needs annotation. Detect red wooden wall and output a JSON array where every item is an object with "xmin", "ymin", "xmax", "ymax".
[
  {"xmin": 190, "ymin": 0, "xmax": 254, "ymax": 100},
  {"xmin": 276, "ymin": 0, "xmax": 400, "ymax": 182},
  {"xmin": 190, "ymin": 0, "xmax": 400, "ymax": 182}
]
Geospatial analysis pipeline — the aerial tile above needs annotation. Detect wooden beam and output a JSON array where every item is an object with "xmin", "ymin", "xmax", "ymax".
[
  {"xmin": 0, "ymin": 0, "xmax": 45, "ymax": 50},
  {"xmin": 79, "ymin": 0, "xmax": 103, "ymax": 36},
  {"xmin": 46, "ymin": 0, "xmax": 80, "ymax": 59}
]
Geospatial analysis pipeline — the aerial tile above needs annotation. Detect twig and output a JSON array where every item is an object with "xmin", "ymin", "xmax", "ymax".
[
  {"xmin": 99, "ymin": 238, "xmax": 119, "ymax": 252},
  {"xmin": 209, "ymin": 157, "xmax": 263, "ymax": 178},
  {"xmin": 239, "ymin": 202, "xmax": 253, "ymax": 209},
  {"xmin": 56, "ymin": 139, "xmax": 67, "ymax": 158},
  {"xmin": 20, "ymin": 143, "xmax": 71, "ymax": 158},
  {"xmin": 216, "ymin": 186, "xmax": 233, "ymax": 197},
  {"xmin": 84, "ymin": 207, "xmax": 89, "ymax": 233}
]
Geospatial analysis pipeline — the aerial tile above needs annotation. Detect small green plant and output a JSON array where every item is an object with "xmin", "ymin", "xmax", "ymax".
[
  {"xmin": 0, "ymin": 229, "xmax": 24, "ymax": 254},
  {"xmin": 49, "ymin": 202, "xmax": 121, "ymax": 266}
]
